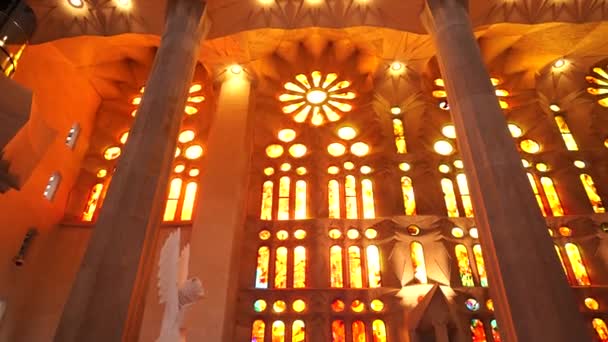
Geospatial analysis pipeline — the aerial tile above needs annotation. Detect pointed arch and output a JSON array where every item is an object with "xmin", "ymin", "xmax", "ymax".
[
  {"xmin": 372, "ymin": 320, "xmax": 388, "ymax": 342},
  {"xmin": 593, "ymin": 318, "xmax": 608, "ymax": 342},
  {"xmin": 393, "ymin": 118, "xmax": 407, "ymax": 153},
  {"xmin": 352, "ymin": 320, "xmax": 367, "ymax": 342},
  {"xmin": 292, "ymin": 320, "xmax": 305, "ymax": 342},
  {"xmin": 251, "ymin": 320, "xmax": 265, "ymax": 342},
  {"xmin": 272, "ymin": 321, "xmax": 285, "ymax": 342},
  {"xmin": 470, "ymin": 318, "xmax": 488, "ymax": 342},
  {"xmin": 82, "ymin": 183, "xmax": 104, "ymax": 222}
]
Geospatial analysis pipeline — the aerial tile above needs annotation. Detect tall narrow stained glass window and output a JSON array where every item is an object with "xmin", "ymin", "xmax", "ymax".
[
  {"xmin": 441, "ymin": 178, "xmax": 460, "ymax": 217},
  {"xmin": 180, "ymin": 182, "xmax": 197, "ymax": 221},
  {"xmin": 361, "ymin": 179, "xmax": 376, "ymax": 219},
  {"xmin": 330, "ymin": 245, "xmax": 344, "ymax": 288},
  {"xmin": 278, "ymin": 177, "xmax": 290, "ymax": 220},
  {"xmin": 82, "ymin": 183, "xmax": 104, "ymax": 222},
  {"xmin": 401, "ymin": 176, "xmax": 417, "ymax": 215},
  {"xmin": 411, "ymin": 241, "xmax": 428, "ymax": 284},
  {"xmin": 473, "ymin": 244, "xmax": 488, "ymax": 287},
  {"xmin": 564, "ymin": 243, "xmax": 591, "ymax": 286},
  {"xmin": 455, "ymin": 244, "xmax": 475, "ymax": 287},
  {"xmin": 272, "ymin": 321, "xmax": 285, "ymax": 342},
  {"xmin": 528, "ymin": 173, "xmax": 549, "ymax": 216},
  {"xmin": 456, "ymin": 173, "xmax": 474, "ymax": 217},
  {"xmin": 554, "ymin": 245, "xmax": 572, "ymax": 283},
  {"xmin": 470, "ymin": 319, "xmax": 488, "ymax": 342},
  {"xmin": 251, "ymin": 320, "xmax": 265, "ymax": 342},
  {"xmin": 348, "ymin": 246, "xmax": 364, "ymax": 288},
  {"xmin": 393, "ymin": 118, "xmax": 407, "ymax": 153},
  {"xmin": 332, "ymin": 320, "xmax": 346, "ymax": 342},
  {"xmin": 490, "ymin": 320, "xmax": 501, "ymax": 342},
  {"xmin": 593, "ymin": 318, "xmax": 608, "ymax": 342},
  {"xmin": 294, "ymin": 246, "xmax": 306, "ymax": 288},
  {"xmin": 540, "ymin": 177, "xmax": 564, "ymax": 216},
  {"xmin": 295, "ymin": 180, "xmax": 307, "ymax": 219},
  {"xmin": 275, "ymin": 247, "xmax": 288, "ymax": 288},
  {"xmin": 329, "ymin": 180, "xmax": 341, "ymax": 218},
  {"xmin": 261, "ymin": 180, "xmax": 273, "ymax": 220},
  {"xmin": 352, "ymin": 321, "xmax": 367, "ymax": 342},
  {"xmin": 163, "ymin": 178, "xmax": 183, "ymax": 221},
  {"xmin": 255, "ymin": 246, "xmax": 270, "ymax": 288},
  {"xmin": 366, "ymin": 245, "xmax": 382, "ymax": 288},
  {"xmin": 554, "ymin": 115, "xmax": 579, "ymax": 151},
  {"xmin": 580, "ymin": 174, "xmax": 606, "ymax": 213},
  {"xmin": 372, "ymin": 320, "xmax": 388, "ymax": 342},
  {"xmin": 292, "ymin": 320, "xmax": 305, "ymax": 342},
  {"xmin": 345, "ymin": 175, "xmax": 358, "ymax": 219}
]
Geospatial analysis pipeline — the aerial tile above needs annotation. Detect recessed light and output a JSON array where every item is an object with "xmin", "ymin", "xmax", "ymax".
[
  {"xmin": 390, "ymin": 106, "xmax": 402, "ymax": 115},
  {"xmin": 229, "ymin": 64, "xmax": 243, "ymax": 75},
  {"xmin": 116, "ymin": 0, "xmax": 131, "ymax": 8},
  {"xmin": 553, "ymin": 59, "xmax": 567, "ymax": 69},
  {"xmin": 68, "ymin": 0, "xmax": 84, "ymax": 8},
  {"xmin": 390, "ymin": 61, "xmax": 404, "ymax": 72},
  {"xmin": 549, "ymin": 104, "xmax": 561, "ymax": 112}
]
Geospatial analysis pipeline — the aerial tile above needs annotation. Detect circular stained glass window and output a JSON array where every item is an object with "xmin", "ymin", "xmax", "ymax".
[
  {"xmin": 278, "ymin": 129, "xmax": 296, "ymax": 142},
  {"xmin": 328, "ymin": 143, "xmax": 346, "ymax": 157},
  {"xmin": 292, "ymin": 299, "xmax": 306, "ymax": 313},
  {"xmin": 277, "ymin": 230, "xmax": 289, "ymax": 240},
  {"xmin": 264, "ymin": 167, "xmax": 274, "ymax": 176},
  {"xmin": 273, "ymin": 300, "xmax": 286, "ymax": 313},
  {"xmin": 520, "ymin": 139, "xmax": 541, "ymax": 154},
  {"xmin": 585, "ymin": 297, "xmax": 600, "ymax": 310},
  {"xmin": 559, "ymin": 227, "xmax": 572, "ymax": 237},
  {"xmin": 294, "ymin": 229, "xmax": 307, "ymax": 240},
  {"xmin": 351, "ymin": 142, "xmax": 370, "ymax": 157},
  {"xmin": 451, "ymin": 227, "xmax": 464, "ymax": 238},
  {"xmin": 259, "ymin": 230, "xmax": 271, "ymax": 240},
  {"xmin": 434, "ymin": 140, "xmax": 454, "ymax": 155},
  {"xmin": 266, "ymin": 144, "xmax": 284, "ymax": 158},
  {"xmin": 351, "ymin": 300, "xmax": 365, "ymax": 312},
  {"xmin": 328, "ymin": 166, "xmax": 340, "ymax": 175},
  {"xmin": 370, "ymin": 299, "xmax": 384, "ymax": 312},
  {"xmin": 328, "ymin": 229, "xmax": 342, "ymax": 239},
  {"xmin": 407, "ymin": 225, "xmax": 420, "ymax": 236},
  {"xmin": 365, "ymin": 229, "xmax": 378, "ymax": 239},
  {"xmin": 254, "ymin": 299, "xmax": 267, "ymax": 312},
  {"xmin": 346, "ymin": 229, "xmax": 360, "ymax": 239},
  {"xmin": 289, "ymin": 144, "xmax": 307, "ymax": 158},
  {"xmin": 331, "ymin": 299, "xmax": 345, "ymax": 312},
  {"xmin": 469, "ymin": 228, "xmax": 479, "ymax": 239},
  {"xmin": 399, "ymin": 162, "xmax": 411, "ymax": 172},
  {"xmin": 465, "ymin": 298, "xmax": 480, "ymax": 311},
  {"xmin": 104, "ymin": 146, "xmax": 121, "ymax": 160},
  {"xmin": 338, "ymin": 126, "xmax": 357, "ymax": 140}
]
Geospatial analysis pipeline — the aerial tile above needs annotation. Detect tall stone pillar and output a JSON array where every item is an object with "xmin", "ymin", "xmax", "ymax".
[
  {"xmin": 186, "ymin": 71, "xmax": 253, "ymax": 341},
  {"xmin": 53, "ymin": 1, "xmax": 209, "ymax": 341},
  {"xmin": 421, "ymin": 1, "xmax": 590, "ymax": 341}
]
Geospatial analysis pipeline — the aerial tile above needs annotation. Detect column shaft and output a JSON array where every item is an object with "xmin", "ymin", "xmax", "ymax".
[
  {"xmin": 53, "ymin": 1, "xmax": 208, "ymax": 341},
  {"xmin": 186, "ymin": 74, "xmax": 253, "ymax": 341},
  {"xmin": 422, "ymin": 0, "xmax": 590, "ymax": 341}
]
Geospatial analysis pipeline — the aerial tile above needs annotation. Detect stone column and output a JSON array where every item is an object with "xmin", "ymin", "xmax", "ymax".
[
  {"xmin": 186, "ymin": 71, "xmax": 253, "ymax": 341},
  {"xmin": 53, "ymin": 1, "xmax": 209, "ymax": 341},
  {"xmin": 421, "ymin": 1, "xmax": 590, "ymax": 341}
]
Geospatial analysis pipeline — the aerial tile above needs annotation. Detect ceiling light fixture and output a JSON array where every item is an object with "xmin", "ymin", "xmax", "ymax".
[
  {"xmin": 390, "ymin": 106, "xmax": 402, "ymax": 115},
  {"xmin": 549, "ymin": 104, "xmax": 561, "ymax": 112},
  {"xmin": 68, "ymin": 0, "xmax": 84, "ymax": 8},
  {"xmin": 553, "ymin": 58, "xmax": 567, "ymax": 69},
  {"xmin": 390, "ymin": 61, "xmax": 404, "ymax": 72},
  {"xmin": 229, "ymin": 64, "xmax": 243, "ymax": 75},
  {"xmin": 116, "ymin": 0, "xmax": 131, "ymax": 9}
]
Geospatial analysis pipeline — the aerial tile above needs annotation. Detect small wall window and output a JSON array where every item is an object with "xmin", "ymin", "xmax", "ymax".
[
  {"xmin": 65, "ymin": 123, "xmax": 80, "ymax": 149},
  {"xmin": 43, "ymin": 172, "xmax": 61, "ymax": 201}
]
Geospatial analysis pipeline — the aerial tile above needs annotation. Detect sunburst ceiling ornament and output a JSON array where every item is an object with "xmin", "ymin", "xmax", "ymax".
[
  {"xmin": 586, "ymin": 67, "xmax": 608, "ymax": 107},
  {"xmin": 432, "ymin": 77, "xmax": 510, "ymax": 109},
  {"xmin": 279, "ymin": 71, "xmax": 356, "ymax": 126}
]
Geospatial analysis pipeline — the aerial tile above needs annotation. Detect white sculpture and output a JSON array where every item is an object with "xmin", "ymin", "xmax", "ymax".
[{"xmin": 157, "ymin": 229, "xmax": 205, "ymax": 342}]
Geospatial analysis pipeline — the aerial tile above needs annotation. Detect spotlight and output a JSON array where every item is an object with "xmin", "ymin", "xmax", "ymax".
[
  {"xmin": 68, "ymin": 0, "xmax": 84, "ymax": 8},
  {"xmin": 229, "ymin": 64, "xmax": 243, "ymax": 75},
  {"xmin": 390, "ymin": 106, "xmax": 402, "ymax": 115},
  {"xmin": 390, "ymin": 61, "xmax": 404, "ymax": 72},
  {"xmin": 549, "ymin": 104, "xmax": 561, "ymax": 113},
  {"xmin": 553, "ymin": 59, "xmax": 567, "ymax": 69}
]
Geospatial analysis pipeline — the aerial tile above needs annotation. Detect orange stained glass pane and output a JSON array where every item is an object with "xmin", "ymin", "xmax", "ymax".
[
  {"xmin": 330, "ymin": 245, "xmax": 344, "ymax": 288},
  {"xmin": 163, "ymin": 178, "xmax": 183, "ymax": 221},
  {"xmin": 456, "ymin": 173, "xmax": 474, "ymax": 217},
  {"xmin": 372, "ymin": 320, "xmax": 387, "ymax": 342},
  {"xmin": 527, "ymin": 173, "xmax": 549, "ymax": 216},
  {"xmin": 411, "ymin": 241, "xmax": 428, "ymax": 284},
  {"xmin": 332, "ymin": 320, "xmax": 346, "ymax": 342},
  {"xmin": 470, "ymin": 318, "xmax": 487, "ymax": 342},
  {"xmin": 580, "ymin": 174, "xmax": 606, "ymax": 213},
  {"xmin": 401, "ymin": 176, "xmax": 417, "ymax": 215},
  {"xmin": 441, "ymin": 178, "xmax": 460, "ymax": 217},
  {"xmin": 554, "ymin": 116, "xmax": 579, "ymax": 151},
  {"xmin": 82, "ymin": 183, "xmax": 104, "ymax": 222},
  {"xmin": 366, "ymin": 245, "xmax": 382, "ymax": 288},
  {"xmin": 294, "ymin": 246, "xmax": 306, "ymax": 288},
  {"xmin": 490, "ymin": 320, "xmax": 501, "ymax": 342},
  {"xmin": 295, "ymin": 180, "xmax": 307, "ymax": 219},
  {"xmin": 540, "ymin": 177, "xmax": 564, "ymax": 216},
  {"xmin": 455, "ymin": 244, "xmax": 475, "ymax": 287},
  {"xmin": 272, "ymin": 321, "xmax": 285, "ymax": 342},
  {"xmin": 361, "ymin": 179, "xmax": 376, "ymax": 219},
  {"xmin": 292, "ymin": 320, "xmax": 305, "ymax": 342},
  {"xmin": 261, "ymin": 181, "xmax": 273, "ymax": 220},
  {"xmin": 275, "ymin": 247, "xmax": 288, "ymax": 288},
  {"xmin": 332, "ymin": 299, "xmax": 345, "ymax": 312},
  {"xmin": 251, "ymin": 320, "xmax": 265, "ymax": 342},
  {"xmin": 594, "ymin": 318, "xmax": 608, "ymax": 342},
  {"xmin": 352, "ymin": 321, "xmax": 367, "ymax": 342},
  {"xmin": 564, "ymin": 243, "xmax": 591, "ymax": 286},
  {"xmin": 473, "ymin": 245, "xmax": 488, "ymax": 287},
  {"xmin": 180, "ymin": 182, "xmax": 197, "ymax": 221},
  {"xmin": 393, "ymin": 118, "xmax": 407, "ymax": 153},
  {"xmin": 278, "ymin": 177, "xmax": 290, "ymax": 220},
  {"xmin": 554, "ymin": 245, "xmax": 572, "ymax": 284},
  {"xmin": 345, "ymin": 176, "xmax": 358, "ymax": 219},
  {"xmin": 329, "ymin": 180, "xmax": 341, "ymax": 219},
  {"xmin": 348, "ymin": 246, "xmax": 364, "ymax": 288},
  {"xmin": 255, "ymin": 247, "xmax": 270, "ymax": 288}
]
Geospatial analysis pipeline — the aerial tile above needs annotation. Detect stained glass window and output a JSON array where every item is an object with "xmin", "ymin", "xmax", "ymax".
[
  {"xmin": 251, "ymin": 320, "xmax": 265, "ymax": 342},
  {"xmin": 455, "ymin": 244, "xmax": 475, "ymax": 287},
  {"xmin": 411, "ymin": 241, "xmax": 428, "ymax": 284},
  {"xmin": 82, "ymin": 183, "xmax": 104, "ymax": 222},
  {"xmin": 272, "ymin": 321, "xmax": 285, "ymax": 342},
  {"xmin": 393, "ymin": 118, "xmax": 407, "ymax": 154},
  {"xmin": 275, "ymin": 247, "xmax": 288, "ymax": 288},
  {"xmin": 593, "ymin": 318, "xmax": 608, "ymax": 342},
  {"xmin": 292, "ymin": 320, "xmax": 305, "ymax": 342},
  {"xmin": 366, "ymin": 245, "xmax": 382, "ymax": 288},
  {"xmin": 470, "ymin": 318, "xmax": 487, "ymax": 342},
  {"xmin": 352, "ymin": 321, "xmax": 367, "ymax": 342},
  {"xmin": 295, "ymin": 180, "xmax": 307, "ymax": 219},
  {"xmin": 255, "ymin": 246, "xmax": 269, "ymax": 288},
  {"xmin": 329, "ymin": 180, "xmax": 341, "ymax": 218},
  {"xmin": 540, "ymin": 177, "xmax": 564, "ymax": 216},
  {"xmin": 361, "ymin": 179, "xmax": 376, "ymax": 219},
  {"xmin": 345, "ymin": 175, "xmax": 358, "ymax": 219},
  {"xmin": 564, "ymin": 243, "xmax": 591, "ymax": 286},
  {"xmin": 490, "ymin": 319, "xmax": 501, "ymax": 342},
  {"xmin": 554, "ymin": 115, "xmax": 579, "ymax": 151},
  {"xmin": 580, "ymin": 174, "xmax": 606, "ymax": 213},
  {"xmin": 348, "ymin": 246, "xmax": 364, "ymax": 288},
  {"xmin": 555, "ymin": 245, "xmax": 572, "ymax": 284},
  {"xmin": 401, "ymin": 176, "xmax": 417, "ymax": 215},
  {"xmin": 330, "ymin": 245, "xmax": 344, "ymax": 288},
  {"xmin": 294, "ymin": 246, "xmax": 306, "ymax": 288},
  {"xmin": 372, "ymin": 320, "xmax": 387, "ymax": 342},
  {"xmin": 456, "ymin": 173, "xmax": 474, "ymax": 217},
  {"xmin": 180, "ymin": 182, "xmax": 197, "ymax": 221},
  {"xmin": 473, "ymin": 245, "xmax": 488, "ymax": 287},
  {"xmin": 527, "ymin": 173, "xmax": 549, "ymax": 216},
  {"xmin": 261, "ymin": 180, "xmax": 273, "ymax": 220},
  {"xmin": 163, "ymin": 178, "xmax": 183, "ymax": 221},
  {"xmin": 332, "ymin": 320, "xmax": 346, "ymax": 342},
  {"xmin": 441, "ymin": 178, "xmax": 460, "ymax": 217},
  {"xmin": 278, "ymin": 177, "xmax": 290, "ymax": 220}
]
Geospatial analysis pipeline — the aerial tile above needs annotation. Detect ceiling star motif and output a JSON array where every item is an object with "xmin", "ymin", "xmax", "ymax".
[{"xmin": 586, "ymin": 65, "xmax": 608, "ymax": 107}]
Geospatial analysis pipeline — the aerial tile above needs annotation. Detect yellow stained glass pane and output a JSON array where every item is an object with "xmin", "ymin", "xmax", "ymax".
[
  {"xmin": 295, "ymin": 180, "xmax": 307, "ymax": 219},
  {"xmin": 180, "ymin": 182, "xmax": 197, "ymax": 221},
  {"xmin": 393, "ymin": 118, "xmax": 407, "ymax": 153},
  {"xmin": 348, "ymin": 246, "xmax": 363, "ymax": 288},
  {"xmin": 554, "ymin": 116, "xmax": 578, "ymax": 151},
  {"xmin": 411, "ymin": 241, "xmax": 428, "ymax": 284},
  {"xmin": 255, "ymin": 246, "xmax": 269, "ymax": 288},
  {"xmin": 328, "ymin": 100, "xmax": 353, "ymax": 112},
  {"xmin": 292, "ymin": 300, "xmax": 306, "ymax": 313},
  {"xmin": 332, "ymin": 320, "xmax": 346, "ymax": 342},
  {"xmin": 328, "ymin": 180, "xmax": 341, "ymax": 218},
  {"xmin": 328, "ymin": 80, "xmax": 351, "ymax": 92},
  {"xmin": 540, "ymin": 177, "xmax": 564, "ymax": 216},
  {"xmin": 278, "ymin": 177, "xmax": 290, "ymax": 220},
  {"xmin": 580, "ymin": 174, "xmax": 606, "ymax": 213},
  {"xmin": 370, "ymin": 300, "xmax": 384, "ymax": 312},
  {"xmin": 283, "ymin": 102, "xmax": 306, "ymax": 114},
  {"xmin": 471, "ymin": 319, "xmax": 488, "ymax": 341},
  {"xmin": 251, "ymin": 320, "xmax": 265, "ymax": 342},
  {"xmin": 261, "ymin": 181, "xmax": 273, "ymax": 220},
  {"xmin": 565, "ymin": 243, "xmax": 591, "ymax": 286},
  {"xmin": 366, "ymin": 245, "xmax": 382, "ymax": 288},
  {"xmin": 331, "ymin": 92, "xmax": 356, "ymax": 100},
  {"xmin": 279, "ymin": 93, "xmax": 304, "ymax": 102},
  {"xmin": 330, "ymin": 245, "xmax": 344, "ymax": 288},
  {"xmin": 345, "ymin": 176, "xmax": 358, "ymax": 219},
  {"xmin": 294, "ymin": 246, "xmax": 306, "ymax": 288},
  {"xmin": 401, "ymin": 176, "xmax": 417, "ymax": 215},
  {"xmin": 455, "ymin": 244, "xmax": 475, "ymax": 287},
  {"xmin": 272, "ymin": 321, "xmax": 285, "ymax": 342},
  {"xmin": 292, "ymin": 320, "xmax": 305, "ymax": 342},
  {"xmin": 585, "ymin": 298, "xmax": 599, "ymax": 310},
  {"xmin": 372, "ymin": 320, "xmax": 387, "ymax": 342},
  {"xmin": 293, "ymin": 105, "xmax": 312, "ymax": 123},
  {"xmin": 352, "ymin": 321, "xmax": 367, "ymax": 342},
  {"xmin": 163, "ymin": 178, "xmax": 183, "ymax": 221},
  {"xmin": 331, "ymin": 299, "xmax": 345, "ymax": 312},
  {"xmin": 473, "ymin": 244, "xmax": 488, "ymax": 287},
  {"xmin": 456, "ymin": 173, "xmax": 474, "ymax": 217},
  {"xmin": 520, "ymin": 139, "xmax": 541, "ymax": 154},
  {"xmin": 361, "ymin": 179, "xmax": 376, "ymax": 219},
  {"xmin": 593, "ymin": 318, "xmax": 608, "ymax": 342},
  {"xmin": 323, "ymin": 104, "xmax": 342, "ymax": 122},
  {"xmin": 189, "ymin": 84, "xmax": 202, "ymax": 93},
  {"xmin": 328, "ymin": 143, "xmax": 347, "ymax": 157},
  {"xmin": 82, "ymin": 183, "xmax": 104, "ymax": 222},
  {"xmin": 441, "ymin": 178, "xmax": 460, "ymax": 217},
  {"xmin": 275, "ymin": 247, "xmax": 288, "ymax": 288},
  {"xmin": 284, "ymin": 81, "xmax": 306, "ymax": 93},
  {"xmin": 104, "ymin": 146, "xmax": 121, "ymax": 160},
  {"xmin": 527, "ymin": 173, "xmax": 548, "ymax": 216}
]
